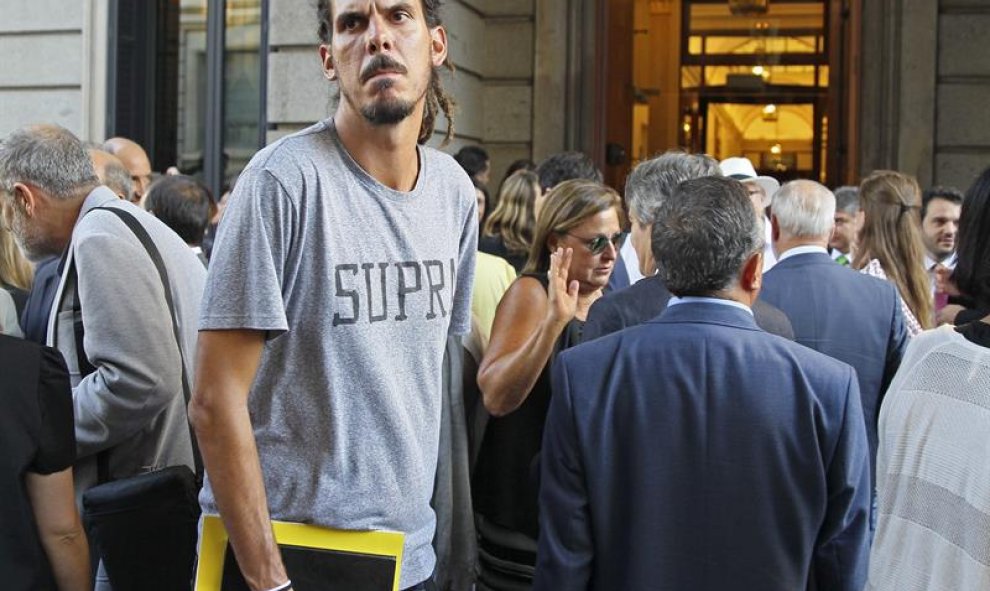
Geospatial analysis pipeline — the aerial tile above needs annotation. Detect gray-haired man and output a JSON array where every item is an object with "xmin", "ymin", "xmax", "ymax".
[
  {"xmin": 582, "ymin": 151, "xmax": 793, "ymax": 341},
  {"xmin": 0, "ymin": 124, "xmax": 206, "ymax": 588},
  {"xmin": 761, "ymin": 180, "xmax": 908, "ymax": 489}
]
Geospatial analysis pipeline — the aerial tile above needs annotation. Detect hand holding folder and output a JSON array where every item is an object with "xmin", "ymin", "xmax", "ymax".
[{"xmin": 196, "ymin": 515, "xmax": 405, "ymax": 591}]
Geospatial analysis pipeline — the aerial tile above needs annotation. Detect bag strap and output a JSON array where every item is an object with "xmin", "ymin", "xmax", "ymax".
[
  {"xmin": 56, "ymin": 245, "xmax": 116, "ymax": 480},
  {"xmin": 91, "ymin": 206, "xmax": 203, "ymax": 480},
  {"xmin": 60, "ymin": 245, "xmax": 99, "ymax": 379}
]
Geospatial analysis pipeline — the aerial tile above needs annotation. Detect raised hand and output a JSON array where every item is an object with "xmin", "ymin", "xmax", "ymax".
[{"xmin": 546, "ymin": 247, "xmax": 580, "ymax": 327}]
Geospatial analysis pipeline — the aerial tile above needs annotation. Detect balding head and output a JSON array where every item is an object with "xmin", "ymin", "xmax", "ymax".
[
  {"xmin": 103, "ymin": 137, "xmax": 152, "ymax": 198},
  {"xmin": 770, "ymin": 180, "xmax": 836, "ymax": 255},
  {"xmin": 89, "ymin": 148, "xmax": 135, "ymax": 201}
]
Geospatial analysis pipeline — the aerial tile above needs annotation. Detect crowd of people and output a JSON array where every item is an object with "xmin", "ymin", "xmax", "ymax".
[{"xmin": 2, "ymin": 1, "xmax": 989, "ymax": 591}]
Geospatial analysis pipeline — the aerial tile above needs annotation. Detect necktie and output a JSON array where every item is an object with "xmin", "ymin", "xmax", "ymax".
[{"xmin": 836, "ymin": 254, "xmax": 849, "ymax": 266}]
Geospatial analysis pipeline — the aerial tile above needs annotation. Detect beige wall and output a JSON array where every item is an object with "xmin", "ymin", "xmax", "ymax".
[
  {"xmin": 0, "ymin": 0, "xmax": 85, "ymax": 137},
  {"xmin": 265, "ymin": 0, "xmax": 538, "ymax": 189},
  {"xmin": 0, "ymin": 0, "xmax": 108, "ymax": 141}
]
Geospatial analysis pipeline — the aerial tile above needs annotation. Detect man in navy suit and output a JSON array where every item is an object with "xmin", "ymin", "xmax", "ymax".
[
  {"xmin": 760, "ymin": 180, "xmax": 908, "ymax": 486},
  {"xmin": 534, "ymin": 176, "xmax": 871, "ymax": 591},
  {"xmin": 583, "ymin": 151, "xmax": 794, "ymax": 341}
]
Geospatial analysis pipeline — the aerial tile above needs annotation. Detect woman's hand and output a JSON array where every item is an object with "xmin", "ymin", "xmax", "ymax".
[{"xmin": 546, "ymin": 247, "xmax": 580, "ymax": 327}]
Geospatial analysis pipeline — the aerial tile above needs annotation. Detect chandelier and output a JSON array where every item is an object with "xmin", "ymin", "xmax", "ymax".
[{"xmin": 729, "ymin": 0, "xmax": 769, "ymax": 16}]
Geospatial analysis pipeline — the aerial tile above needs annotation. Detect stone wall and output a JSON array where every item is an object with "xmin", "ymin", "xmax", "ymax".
[
  {"xmin": 0, "ymin": 0, "xmax": 86, "ymax": 137},
  {"xmin": 934, "ymin": 0, "xmax": 990, "ymax": 190},
  {"xmin": 860, "ymin": 0, "xmax": 990, "ymax": 191}
]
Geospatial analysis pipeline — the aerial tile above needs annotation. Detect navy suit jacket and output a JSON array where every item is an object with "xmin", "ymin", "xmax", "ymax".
[
  {"xmin": 534, "ymin": 302, "xmax": 871, "ymax": 591},
  {"xmin": 583, "ymin": 274, "xmax": 795, "ymax": 341},
  {"xmin": 19, "ymin": 256, "xmax": 60, "ymax": 345},
  {"xmin": 759, "ymin": 251, "xmax": 908, "ymax": 482},
  {"xmin": 605, "ymin": 255, "xmax": 631, "ymax": 293}
]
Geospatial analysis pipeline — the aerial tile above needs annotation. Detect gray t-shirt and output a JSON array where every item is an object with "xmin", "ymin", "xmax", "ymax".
[{"xmin": 199, "ymin": 119, "xmax": 477, "ymax": 588}]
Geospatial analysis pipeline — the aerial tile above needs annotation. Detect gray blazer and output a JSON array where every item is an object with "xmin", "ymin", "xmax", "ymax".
[{"xmin": 50, "ymin": 187, "xmax": 207, "ymax": 494}]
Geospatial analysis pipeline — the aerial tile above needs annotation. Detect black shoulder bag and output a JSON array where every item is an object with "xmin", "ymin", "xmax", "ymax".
[{"xmin": 80, "ymin": 207, "xmax": 203, "ymax": 591}]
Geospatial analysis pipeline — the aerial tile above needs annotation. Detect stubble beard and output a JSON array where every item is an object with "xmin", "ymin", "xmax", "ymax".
[{"xmin": 9, "ymin": 208, "xmax": 56, "ymax": 263}]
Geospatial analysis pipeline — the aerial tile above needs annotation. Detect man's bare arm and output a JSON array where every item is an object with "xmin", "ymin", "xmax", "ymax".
[{"xmin": 189, "ymin": 329, "xmax": 289, "ymax": 591}]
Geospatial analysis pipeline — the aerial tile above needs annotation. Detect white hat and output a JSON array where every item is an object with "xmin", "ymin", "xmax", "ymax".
[{"xmin": 719, "ymin": 157, "xmax": 780, "ymax": 208}]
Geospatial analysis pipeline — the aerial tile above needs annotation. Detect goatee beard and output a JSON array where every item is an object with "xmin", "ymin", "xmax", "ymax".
[{"xmin": 359, "ymin": 80, "xmax": 415, "ymax": 126}]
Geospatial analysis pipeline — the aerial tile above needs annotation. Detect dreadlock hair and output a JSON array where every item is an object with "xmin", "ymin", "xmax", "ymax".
[{"xmin": 316, "ymin": 0, "xmax": 456, "ymax": 145}]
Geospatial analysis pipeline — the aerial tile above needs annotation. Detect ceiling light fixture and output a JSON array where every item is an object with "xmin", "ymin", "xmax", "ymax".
[{"xmin": 729, "ymin": 0, "xmax": 769, "ymax": 16}]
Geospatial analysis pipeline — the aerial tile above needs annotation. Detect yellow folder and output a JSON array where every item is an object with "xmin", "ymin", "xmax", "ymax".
[{"xmin": 195, "ymin": 515, "xmax": 404, "ymax": 591}]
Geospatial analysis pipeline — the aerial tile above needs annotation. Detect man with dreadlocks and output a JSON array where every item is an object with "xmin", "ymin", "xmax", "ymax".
[{"xmin": 189, "ymin": 1, "xmax": 476, "ymax": 589}]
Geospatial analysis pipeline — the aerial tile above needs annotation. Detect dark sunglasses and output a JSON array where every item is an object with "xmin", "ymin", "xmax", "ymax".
[{"xmin": 563, "ymin": 231, "xmax": 626, "ymax": 255}]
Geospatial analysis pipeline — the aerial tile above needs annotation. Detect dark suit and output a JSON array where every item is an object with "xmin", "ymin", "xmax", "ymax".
[
  {"xmin": 760, "ymin": 251, "xmax": 908, "ymax": 482},
  {"xmin": 605, "ymin": 255, "xmax": 630, "ymax": 293},
  {"xmin": 20, "ymin": 255, "xmax": 60, "ymax": 344},
  {"xmin": 583, "ymin": 274, "xmax": 795, "ymax": 341},
  {"xmin": 534, "ymin": 301, "xmax": 871, "ymax": 591}
]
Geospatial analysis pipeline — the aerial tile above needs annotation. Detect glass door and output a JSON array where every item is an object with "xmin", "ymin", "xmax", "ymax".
[{"xmin": 679, "ymin": 0, "xmax": 831, "ymax": 183}]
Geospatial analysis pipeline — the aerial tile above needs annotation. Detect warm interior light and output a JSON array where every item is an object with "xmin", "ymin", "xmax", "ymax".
[
  {"xmin": 683, "ymin": 122, "xmax": 692, "ymax": 133},
  {"xmin": 761, "ymin": 103, "xmax": 778, "ymax": 122},
  {"xmin": 770, "ymin": 143, "xmax": 782, "ymax": 155}
]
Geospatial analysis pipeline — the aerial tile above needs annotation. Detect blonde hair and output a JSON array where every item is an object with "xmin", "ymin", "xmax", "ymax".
[
  {"xmin": 483, "ymin": 170, "xmax": 538, "ymax": 257},
  {"xmin": 0, "ymin": 226, "xmax": 33, "ymax": 290},
  {"xmin": 854, "ymin": 170, "xmax": 933, "ymax": 329},
  {"xmin": 524, "ymin": 179, "xmax": 626, "ymax": 274}
]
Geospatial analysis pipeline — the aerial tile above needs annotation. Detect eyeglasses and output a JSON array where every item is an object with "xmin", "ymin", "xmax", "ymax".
[{"xmin": 563, "ymin": 231, "xmax": 626, "ymax": 255}]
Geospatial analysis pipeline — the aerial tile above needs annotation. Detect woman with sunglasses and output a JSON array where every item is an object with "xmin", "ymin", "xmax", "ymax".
[{"xmin": 471, "ymin": 179, "xmax": 625, "ymax": 589}]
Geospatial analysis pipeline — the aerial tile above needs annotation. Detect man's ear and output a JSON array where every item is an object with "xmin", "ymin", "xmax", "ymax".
[
  {"xmin": 319, "ymin": 45, "xmax": 337, "ymax": 81},
  {"xmin": 741, "ymin": 250, "xmax": 764, "ymax": 295},
  {"xmin": 769, "ymin": 214, "xmax": 781, "ymax": 243},
  {"xmin": 13, "ymin": 182, "xmax": 39, "ymax": 217},
  {"xmin": 430, "ymin": 26, "xmax": 448, "ymax": 67}
]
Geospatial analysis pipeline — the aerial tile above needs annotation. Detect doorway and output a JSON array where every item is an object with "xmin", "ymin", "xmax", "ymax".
[{"xmin": 599, "ymin": 0, "xmax": 854, "ymax": 189}]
